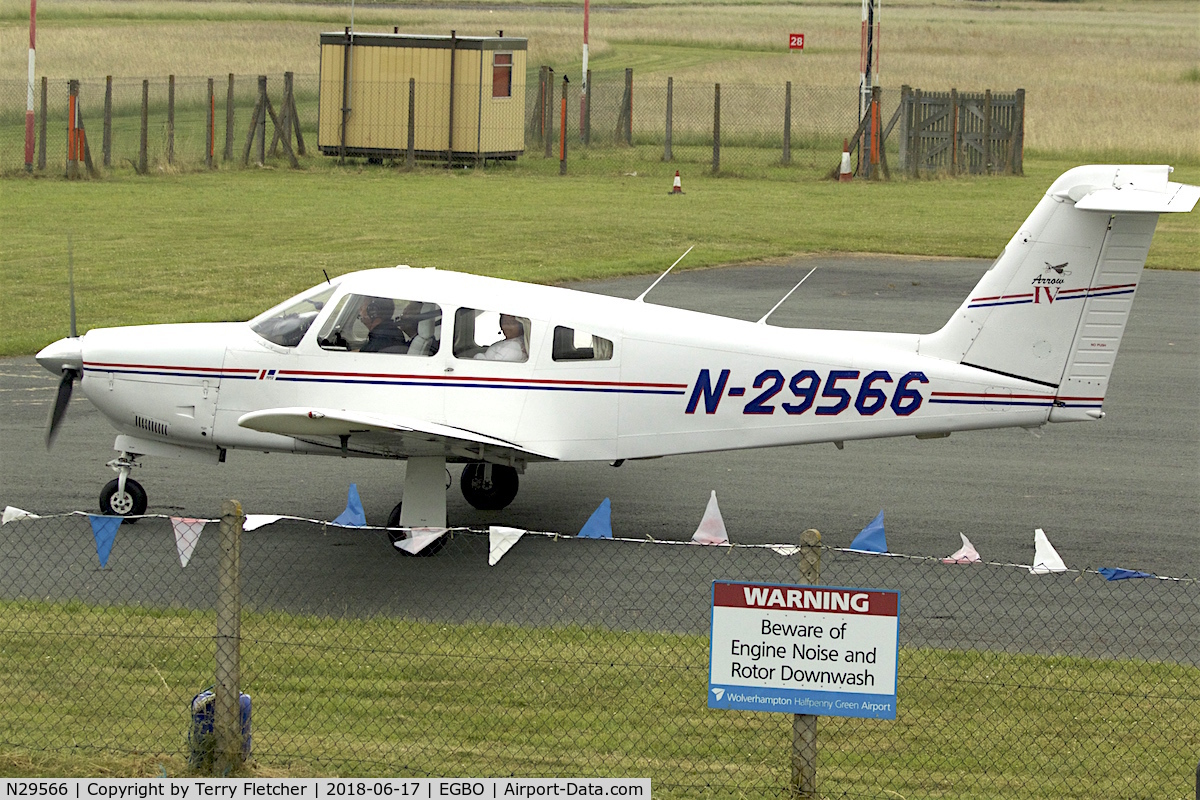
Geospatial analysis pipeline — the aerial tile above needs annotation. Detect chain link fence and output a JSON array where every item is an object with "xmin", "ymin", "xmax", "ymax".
[
  {"xmin": 2, "ymin": 509, "xmax": 1197, "ymax": 796},
  {"xmin": 0, "ymin": 72, "xmax": 863, "ymax": 179}
]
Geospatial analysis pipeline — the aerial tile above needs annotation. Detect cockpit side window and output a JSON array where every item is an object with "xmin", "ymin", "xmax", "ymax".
[
  {"xmin": 250, "ymin": 284, "xmax": 338, "ymax": 348},
  {"xmin": 454, "ymin": 308, "xmax": 530, "ymax": 363},
  {"xmin": 552, "ymin": 326, "xmax": 613, "ymax": 361},
  {"xmin": 316, "ymin": 294, "xmax": 441, "ymax": 356}
]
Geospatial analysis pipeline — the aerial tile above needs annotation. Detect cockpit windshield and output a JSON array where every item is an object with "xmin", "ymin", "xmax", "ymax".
[{"xmin": 250, "ymin": 283, "xmax": 338, "ymax": 347}]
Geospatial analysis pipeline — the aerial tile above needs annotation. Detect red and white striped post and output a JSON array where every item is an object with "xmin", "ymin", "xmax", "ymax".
[{"xmin": 24, "ymin": 0, "xmax": 37, "ymax": 171}]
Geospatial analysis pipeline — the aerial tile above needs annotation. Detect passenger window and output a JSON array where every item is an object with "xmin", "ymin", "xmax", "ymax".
[
  {"xmin": 552, "ymin": 326, "xmax": 613, "ymax": 362},
  {"xmin": 316, "ymin": 294, "xmax": 441, "ymax": 356},
  {"xmin": 454, "ymin": 308, "xmax": 530, "ymax": 363}
]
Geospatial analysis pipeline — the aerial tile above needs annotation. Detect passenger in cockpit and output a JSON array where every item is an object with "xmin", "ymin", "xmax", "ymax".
[{"xmin": 476, "ymin": 314, "xmax": 527, "ymax": 362}]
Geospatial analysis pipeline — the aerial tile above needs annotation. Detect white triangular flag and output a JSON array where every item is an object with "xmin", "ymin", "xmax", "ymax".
[
  {"xmin": 243, "ymin": 514, "xmax": 283, "ymax": 532},
  {"xmin": 1029, "ymin": 528, "xmax": 1068, "ymax": 574},
  {"xmin": 943, "ymin": 532, "xmax": 981, "ymax": 564},
  {"xmin": 489, "ymin": 526, "xmax": 527, "ymax": 566},
  {"xmin": 2, "ymin": 506, "xmax": 41, "ymax": 524},
  {"xmin": 171, "ymin": 517, "xmax": 207, "ymax": 568},
  {"xmin": 690, "ymin": 491, "xmax": 729, "ymax": 545},
  {"xmin": 768, "ymin": 544, "xmax": 802, "ymax": 556},
  {"xmin": 395, "ymin": 527, "xmax": 447, "ymax": 555}
]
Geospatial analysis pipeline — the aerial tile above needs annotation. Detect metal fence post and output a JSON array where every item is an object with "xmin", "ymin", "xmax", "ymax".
[
  {"xmin": 559, "ymin": 75, "xmax": 569, "ymax": 175},
  {"xmin": 103, "ymin": 76, "xmax": 112, "ymax": 168},
  {"xmin": 138, "ymin": 79, "xmax": 149, "ymax": 174},
  {"xmin": 783, "ymin": 81, "xmax": 792, "ymax": 165},
  {"xmin": 224, "ymin": 73, "xmax": 235, "ymax": 162},
  {"xmin": 663, "ymin": 77, "xmax": 673, "ymax": 162},
  {"xmin": 406, "ymin": 77, "xmax": 416, "ymax": 170},
  {"xmin": 583, "ymin": 68, "xmax": 592, "ymax": 146},
  {"xmin": 711, "ymin": 82, "xmax": 720, "ymax": 174},
  {"xmin": 207, "ymin": 77, "xmax": 215, "ymax": 169},
  {"xmin": 214, "ymin": 499, "xmax": 244, "ymax": 776},
  {"xmin": 38, "ymin": 76, "xmax": 47, "ymax": 171},
  {"xmin": 790, "ymin": 528, "xmax": 821, "ymax": 797}
]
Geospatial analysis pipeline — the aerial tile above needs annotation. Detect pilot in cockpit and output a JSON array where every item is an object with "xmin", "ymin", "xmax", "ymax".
[{"xmin": 358, "ymin": 297, "xmax": 408, "ymax": 353}]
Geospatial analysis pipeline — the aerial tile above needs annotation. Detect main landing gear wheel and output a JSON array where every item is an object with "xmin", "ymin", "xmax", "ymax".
[
  {"xmin": 99, "ymin": 477, "xmax": 147, "ymax": 520},
  {"xmin": 385, "ymin": 502, "xmax": 447, "ymax": 557},
  {"xmin": 460, "ymin": 463, "xmax": 519, "ymax": 511}
]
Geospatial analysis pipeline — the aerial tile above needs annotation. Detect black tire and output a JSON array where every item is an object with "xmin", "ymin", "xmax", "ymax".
[
  {"xmin": 385, "ymin": 502, "xmax": 447, "ymax": 557},
  {"xmin": 459, "ymin": 463, "xmax": 519, "ymax": 511},
  {"xmin": 99, "ymin": 477, "xmax": 148, "ymax": 521}
]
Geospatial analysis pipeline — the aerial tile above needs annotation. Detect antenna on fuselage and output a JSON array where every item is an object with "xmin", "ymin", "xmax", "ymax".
[
  {"xmin": 323, "ymin": 269, "xmax": 332, "ymax": 285},
  {"xmin": 755, "ymin": 266, "xmax": 817, "ymax": 325},
  {"xmin": 634, "ymin": 245, "xmax": 693, "ymax": 303}
]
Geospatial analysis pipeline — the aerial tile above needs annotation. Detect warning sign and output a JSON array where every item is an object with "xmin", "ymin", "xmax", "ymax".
[{"xmin": 708, "ymin": 581, "xmax": 899, "ymax": 719}]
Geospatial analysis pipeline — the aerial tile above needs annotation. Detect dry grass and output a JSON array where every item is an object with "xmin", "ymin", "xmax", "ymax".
[{"xmin": 0, "ymin": 0, "xmax": 1195, "ymax": 159}]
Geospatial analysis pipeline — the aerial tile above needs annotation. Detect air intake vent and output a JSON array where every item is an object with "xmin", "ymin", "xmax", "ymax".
[{"xmin": 134, "ymin": 415, "xmax": 169, "ymax": 437}]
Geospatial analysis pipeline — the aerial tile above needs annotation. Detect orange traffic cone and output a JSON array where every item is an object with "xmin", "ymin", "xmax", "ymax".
[
  {"xmin": 670, "ymin": 170, "xmax": 683, "ymax": 195},
  {"xmin": 839, "ymin": 139, "xmax": 853, "ymax": 182}
]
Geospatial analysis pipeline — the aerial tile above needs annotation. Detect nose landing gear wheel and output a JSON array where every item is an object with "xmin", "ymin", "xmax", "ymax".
[
  {"xmin": 385, "ymin": 502, "xmax": 447, "ymax": 557},
  {"xmin": 460, "ymin": 463, "xmax": 519, "ymax": 511},
  {"xmin": 99, "ymin": 477, "xmax": 148, "ymax": 520}
]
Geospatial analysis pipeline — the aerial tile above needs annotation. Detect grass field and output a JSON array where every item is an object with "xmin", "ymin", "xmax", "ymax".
[
  {"xmin": 4, "ymin": 158, "xmax": 1198, "ymax": 357},
  {"xmin": 3, "ymin": 599, "xmax": 1198, "ymax": 795}
]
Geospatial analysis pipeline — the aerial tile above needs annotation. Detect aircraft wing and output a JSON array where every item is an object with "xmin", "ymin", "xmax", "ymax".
[{"xmin": 237, "ymin": 407, "xmax": 556, "ymax": 464}]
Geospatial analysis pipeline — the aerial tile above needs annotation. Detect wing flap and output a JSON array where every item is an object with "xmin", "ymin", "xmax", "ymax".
[{"xmin": 237, "ymin": 407, "xmax": 555, "ymax": 463}]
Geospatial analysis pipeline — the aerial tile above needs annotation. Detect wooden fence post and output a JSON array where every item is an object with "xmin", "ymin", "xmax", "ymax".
[
  {"xmin": 897, "ymin": 85, "xmax": 910, "ymax": 174},
  {"xmin": 139, "ymin": 79, "xmax": 149, "ymax": 174},
  {"xmin": 103, "ymin": 76, "xmax": 112, "ymax": 168},
  {"xmin": 790, "ymin": 528, "xmax": 822, "ymax": 797},
  {"xmin": 214, "ymin": 499, "xmax": 244, "ymax": 776},
  {"xmin": 711, "ymin": 82, "xmax": 720, "ymax": 174},
  {"xmin": 663, "ymin": 77, "xmax": 673, "ymax": 162},
  {"xmin": 782, "ymin": 81, "xmax": 792, "ymax": 165},
  {"xmin": 66, "ymin": 79, "xmax": 79, "ymax": 179},
  {"xmin": 983, "ymin": 89, "xmax": 993, "ymax": 174},
  {"xmin": 1011, "ymin": 88, "xmax": 1025, "ymax": 176},
  {"xmin": 256, "ymin": 76, "xmax": 267, "ymax": 166}
]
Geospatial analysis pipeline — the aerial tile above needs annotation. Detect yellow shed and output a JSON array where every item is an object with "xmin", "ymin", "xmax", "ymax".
[{"xmin": 318, "ymin": 30, "xmax": 527, "ymax": 161}]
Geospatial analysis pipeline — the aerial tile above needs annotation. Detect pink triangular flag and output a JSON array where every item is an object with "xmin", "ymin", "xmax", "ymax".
[
  {"xmin": 171, "ymin": 517, "xmax": 207, "ymax": 568},
  {"xmin": 690, "ymin": 491, "xmax": 729, "ymax": 545},
  {"xmin": 942, "ymin": 532, "xmax": 981, "ymax": 564},
  {"xmin": 395, "ymin": 527, "xmax": 447, "ymax": 555}
]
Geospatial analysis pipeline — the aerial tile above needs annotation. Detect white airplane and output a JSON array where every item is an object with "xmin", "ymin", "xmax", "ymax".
[{"xmin": 36, "ymin": 165, "xmax": 1198, "ymax": 550}]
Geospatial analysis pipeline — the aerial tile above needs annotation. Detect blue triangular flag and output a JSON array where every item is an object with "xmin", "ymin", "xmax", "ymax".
[
  {"xmin": 849, "ymin": 510, "xmax": 887, "ymax": 553},
  {"xmin": 1098, "ymin": 567, "xmax": 1154, "ymax": 581},
  {"xmin": 333, "ymin": 483, "xmax": 367, "ymax": 527},
  {"xmin": 89, "ymin": 515, "xmax": 122, "ymax": 568},
  {"xmin": 577, "ymin": 498, "xmax": 612, "ymax": 539}
]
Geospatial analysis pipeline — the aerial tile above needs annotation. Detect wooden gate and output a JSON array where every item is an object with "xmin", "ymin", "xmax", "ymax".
[{"xmin": 897, "ymin": 86, "xmax": 1024, "ymax": 176}]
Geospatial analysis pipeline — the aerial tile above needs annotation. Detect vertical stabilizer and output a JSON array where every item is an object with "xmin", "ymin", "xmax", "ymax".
[{"xmin": 920, "ymin": 165, "xmax": 1198, "ymax": 419}]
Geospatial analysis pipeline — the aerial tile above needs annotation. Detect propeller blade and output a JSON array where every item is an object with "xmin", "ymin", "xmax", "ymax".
[{"xmin": 45, "ymin": 369, "xmax": 78, "ymax": 449}]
